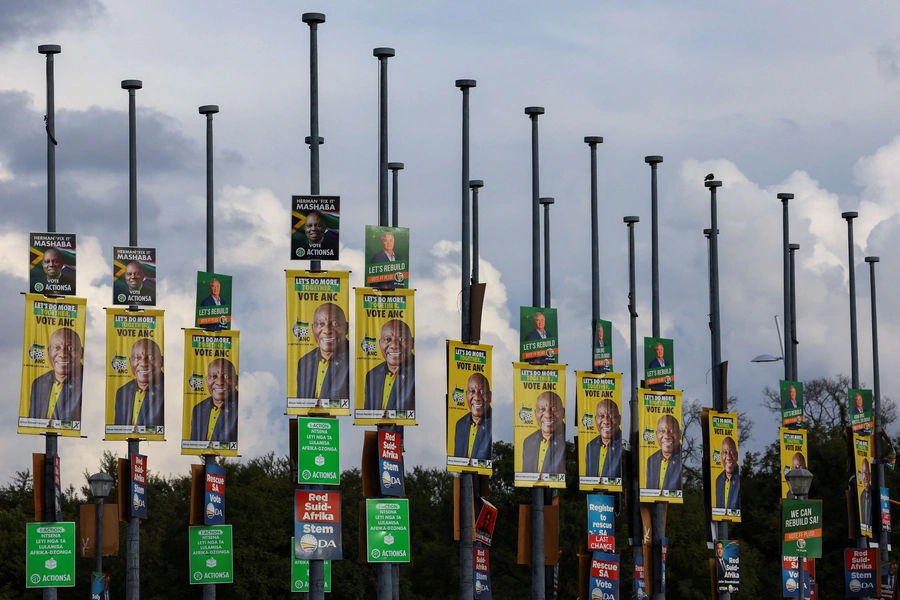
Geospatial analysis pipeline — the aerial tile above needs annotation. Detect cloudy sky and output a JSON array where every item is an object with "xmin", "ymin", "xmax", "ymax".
[{"xmin": 4, "ymin": 1, "xmax": 900, "ymax": 490}]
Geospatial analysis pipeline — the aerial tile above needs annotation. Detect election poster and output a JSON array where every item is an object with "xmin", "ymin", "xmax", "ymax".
[
  {"xmin": 577, "ymin": 371, "xmax": 623, "ymax": 492},
  {"xmin": 19, "ymin": 294, "xmax": 87, "ymax": 436},
  {"xmin": 589, "ymin": 551, "xmax": 620, "ymax": 599},
  {"xmin": 294, "ymin": 491, "xmax": 342, "ymax": 560},
  {"xmin": 855, "ymin": 434, "xmax": 874, "ymax": 538},
  {"xmin": 780, "ymin": 380, "xmax": 804, "ymax": 427},
  {"xmin": 291, "ymin": 195, "xmax": 340, "ymax": 261},
  {"xmin": 286, "ymin": 270, "xmax": 351, "ymax": 416},
  {"xmin": 638, "ymin": 388, "xmax": 683, "ymax": 503},
  {"xmin": 29, "ymin": 233, "xmax": 76, "ymax": 296},
  {"xmin": 780, "ymin": 427, "xmax": 808, "ymax": 499},
  {"xmin": 195, "ymin": 272, "xmax": 233, "ymax": 330},
  {"xmin": 112, "ymin": 246, "xmax": 157, "ymax": 306},
  {"xmin": 104, "ymin": 308, "xmax": 165, "ymax": 441},
  {"xmin": 512, "ymin": 362, "xmax": 567, "ymax": 488},
  {"xmin": 353, "ymin": 288, "xmax": 416, "ymax": 425},
  {"xmin": 475, "ymin": 499, "xmax": 498, "ymax": 546},
  {"xmin": 519, "ymin": 307, "xmax": 558, "ymax": 364},
  {"xmin": 708, "ymin": 411, "xmax": 741, "ymax": 522},
  {"xmin": 850, "ymin": 388, "xmax": 874, "ymax": 435},
  {"xmin": 586, "ymin": 493, "xmax": 615, "ymax": 552},
  {"xmin": 592, "ymin": 318, "xmax": 613, "ymax": 373},
  {"xmin": 844, "ymin": 549, "xmax": 881, "ymax": 598},
  {"xmin": 181, "ymin": 329, "xmax": 240, "ymax": 456},
  {"xmin": 644, "ymin": 337, "xmax": 674, "ymax": 391},
  {"xmin": 364, "ymin": 225, "xmax": 409, "ymax": 289},
  {"xmin": 446, "ymin": 340, "xmax": 493, "ymax": 475},
  {"xmin": 715, "ymin": 539, "xmax": 740, "ymax": 594}
]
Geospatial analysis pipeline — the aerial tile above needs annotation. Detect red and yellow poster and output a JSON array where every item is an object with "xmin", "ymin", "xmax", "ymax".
[
  {"xmin": 285, "ymin": 270, "xmax": 350, "ymax": 416},
  {"xmin": 104, "ymin": 308, "xmax": 165, "ymax": 441},
  {"xmin": 182, "ymin": 329, "xmax": 240, "ymax": 456},
  {"xmin": 18, "ymin": 294, "xmax": 87, "ymax": 437},
  {"xmin": 576, "ymin": 371, "xmax": 623, "ymax": 492},
  {"xmin": 708, "ymin": 411, "xmax": 741, "ymax": 522},
  {"xmin": 353, "ymin": 288, "xmax": 416, "ymax": 426},
  {"xmin": 513, "ymin": 362, "xmax": 567, "ymax": 488},
  {"xmin": 638, "ymin": 388, "xmax": 683, "ymax": 503},
  {"xmin": 446, "ymin": 340, "xmax": 493, "ymax": 475}
]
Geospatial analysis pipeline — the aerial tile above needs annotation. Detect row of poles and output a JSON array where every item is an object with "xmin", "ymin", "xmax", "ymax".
[{"xmin": 36, "ymin": 11, "xmax": 889, "ymax": 600}]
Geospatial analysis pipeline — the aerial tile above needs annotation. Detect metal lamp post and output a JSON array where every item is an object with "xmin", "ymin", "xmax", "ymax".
[
  {"xmin": 784, "ymin": 468, "xmax": 814, "ymax": 600},
  {"xmin": 88, "ymin": 473, "xmax": 115, "ymax": 579}
]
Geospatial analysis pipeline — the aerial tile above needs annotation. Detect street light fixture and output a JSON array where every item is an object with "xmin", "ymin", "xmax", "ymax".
[{"xmin": 88, "ymin": 472, "xmax": 114, "ymax": 591}]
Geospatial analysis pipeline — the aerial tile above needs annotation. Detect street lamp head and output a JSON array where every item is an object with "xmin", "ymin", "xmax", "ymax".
[
  {"xmin": 88, "ymin": 472, "xmax": 115, "ymax": 499},
  {"xmin": 785, "ymin": 467, "xmax": 814, "ymax": 497},
  {"xmin": 751, "ymin": 353, "xmax": 783, "ymax": 363},
  {"xmin": 866, "ymin": 256, "xmax": 880, "ymax": 263},
  {"xmin": 301, "ymin": 12, "xmax": 326, "ymax": 25}
]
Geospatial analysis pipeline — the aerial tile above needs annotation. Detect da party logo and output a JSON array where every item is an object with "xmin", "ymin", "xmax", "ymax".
[{"xmin": 111, "ymin": 354, "xmax": 128, "ymax": 373}]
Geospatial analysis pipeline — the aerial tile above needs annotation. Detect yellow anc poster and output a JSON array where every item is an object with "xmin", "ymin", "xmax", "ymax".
[
  {"xmin": 104, "ymin": 308, "xmax": 165, "ymax": 441},
  {"xmin": 181, "ymin": 329, "xmax": 240, "ymax": 456},
  {"xmin": 353, "ymin": 288, "xmax": 416, "ymax": 426},
  {"xmin": 513, "ymin": 362, "xmax": 567, "ymax": 488},
  {"xmin": 18, "ymin": 294, "xmax": 87, "ymax": 437},
  {"xmin": 576, "ymin": 371, "xmax": 623, "ymax": 493},
  {"xmin": 285, "ymin": 270, "xmax": 350, "ymax": 416},
  {"xmin": 446, "ymin": 340, "xmax": 493, "ymax": 475}
]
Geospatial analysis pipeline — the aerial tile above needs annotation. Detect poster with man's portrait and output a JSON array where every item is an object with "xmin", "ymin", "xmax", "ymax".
[
  {"xmin": 849, "ymin": 388, "xmax": 874, "ymax": 435},
  {"xmin": 18, "ymin": 294, "xmax": 87, "ymax": 436},
  {"xmin": 519, "ymin": 307, "xmax": 558, "ymax": 364},
  {"xmin": 29, "ymin": 233, "xmax": 76, "ymax": 296},
  {"xmin": 638, "ymin": 388, "xmax": 683, "ymax": 503},
  {"xmin": 855, "ymin": 434, "xmax": 874, "ymax": 538},
  {"xmin": 353, "ymin": 288, "xmax": 416, "ymax": 426},
  {"xmin": 512, "ymin": 362, "xmax": 567, "ymax": 488},
  {"xmin": 644, "ymin": 337, "xmax": 674, "ymax": 391},
  {"xmin": 364, "ymin": 225, "xmax": 409, "ymax": 289},
  {"xmin": 592, "ymin": 319, "xmax": 613, "ymax": 373},
  {"xmin": 576, "ymin": 371, "xmax": 623, "ymax": 492},
  {"xmin": 286, "ymin": 270, "xmax": 350, "ymax": 416},
  {"xmin": 446, "ymin": 340, "xmax": 493, "ymax": 475},
  {"xmin": 112, "ymin": 246, "xmax": 157, "ymax": 306},
  {"xmin": 195, "ymin": 271, "xmax": 233, "ymax": 330},
  {"xmin": 291, "ymin": 195, "xmax": 340, "ymax": 261},
  {"xmin": 182, "ymin": 329, "xmax": 240, "ymax": 456},
  {"xmin": 104, "ymin": 308, "xmax": 165, "ymax": 441},
  {"xmin": 708, "ymin": 411, "xmax": 741, "ymax": 522},
  {"xmin": 779, "ymin": 427, "xmax": 808, "ymax": 499},
  {"xmin": 780, "ymin": 380, "xmax": 804, "ymax": 427}
]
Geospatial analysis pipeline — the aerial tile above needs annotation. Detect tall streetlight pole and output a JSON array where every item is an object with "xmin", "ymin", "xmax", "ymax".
[
  {"xmin": 38, "ymin": 43, "xmax": 61, "ymax": 600},
  {"xmin": 777, "ymin": 194, "xmax": 794, "ymax": 381}
]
